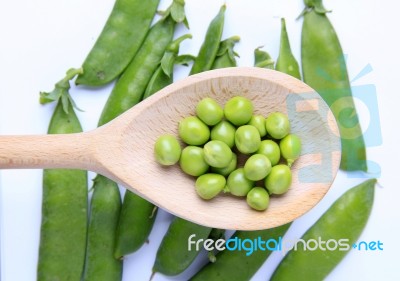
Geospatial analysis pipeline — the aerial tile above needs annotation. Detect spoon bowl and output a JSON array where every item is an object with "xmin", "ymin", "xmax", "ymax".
[{"xmin": 0, "ymin": 67, "xmax": 340, "ymax": 230}]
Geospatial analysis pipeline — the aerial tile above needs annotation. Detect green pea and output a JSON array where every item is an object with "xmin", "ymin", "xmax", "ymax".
[
  {"xmin": 265, "ymin": 112, "xmax": 290, "ymax": 139},
  {"xmin": 224, "ymin": 96, "xmax": 254, "ymax": 126},
  {"xmin": 246, "ymin": 187, "xmax": 270, "ymax": 211},
  {"xmin": 196, "ymin": 97, "xmax": 224, "ymax": 126},
  {"xmin": 226, "ymin": 168, "xmax": 254, "ymax": 197},
  {"xmin": 211, "ymin": 153, "xmax": 237, "ymax": 176},
  {"xmin": 195, "ymin": 174, "xmax": 226, "ymax": 200},
  {"xmin": 265, "ymin": 164, "xmax": 292, "ymax": 195},
  {"xmin": 257, "ymin": 140, "xmax": 281, "ymax": 166},
  {"xmin": 180, "ymin": 146, "xmax": 209, "ymax": 176},
  {"xmin": 248, "ymin": 115, "xmax": 267, "ymax": 137},
  {"xmin": 244, "ymin": 154, "xmax": 272, "ymax": 181},
  {"xmin": 154, "ymin": 135, "xmax": 181, "ymax": 165},
  {"xmin": 203, "ymin": 140, "xmax": 233, "ymax": 168},
  {"xmin": 235, "ymin": 125, "xmax": 261, "ymax": 154},
  {"xmin": 178, "ymin": 116, "xmax": 210, "ymax": 146},
  {"xmin": 280, "ymin": 134, "xmax": 302, "ymax": 167},
  {"xmin": 210, "ymin": 120, "xmax": 236, "ymax": 148}
]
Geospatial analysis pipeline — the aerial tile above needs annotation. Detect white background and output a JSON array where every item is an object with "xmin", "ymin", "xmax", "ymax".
[{"xmin": 1, "ymin": 0, "xmax": 400, "ymax": 280}]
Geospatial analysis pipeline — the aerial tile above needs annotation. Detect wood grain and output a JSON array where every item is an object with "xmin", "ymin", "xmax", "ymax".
[{"xmin": 0, "ymin": 67, "xmax": 341, "ymax": 230}]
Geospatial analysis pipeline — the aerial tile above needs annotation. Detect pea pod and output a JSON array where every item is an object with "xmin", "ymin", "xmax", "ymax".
[
  {"xmin": 83, "ymin": 1, "xmax": 187, "ymax": 277},
  {"xmin": 190, "ymin": 224, "xmax": 291, "ymax": 281},
  {"xmin": 37, "ymin": 70, "xmax": 87, "ymax": 280},
  {"xmin": 99, "ymin": 0, "xmax": 187, "ymax": 124},
  {"xmin": 152, "ymin": 219, "xmax": 212, "ymax": 277},
  {"xmin": 83, "ymin": 175, "xmax": 122, "ymax": 281},
  {"xmin": 75, "ymin": 0, "xmax": 160, "ymax": 86},
  {"xmin": 301, "ymin": 0, "xmax": 367, "ymax": 171},
  {"xmin": 211, "ymin": 36, "xmax": 240, "ymax": 69},
  {"xmin": 152, "ymin": 35, "xmax": 240, "ymax": 277},
  {"xmin": 254, "ymin": 47, "xmax": 274, "ymax": 69},
  {"xmin": 189, "ymin": 5, "xmax": 226, "ymax": 75},
  {"xmin": 276, "ymin": 18, "xmax": 301, "ymax": 80},
  {"xmin": 114, "ymin": 34, "xmax": 192, "ymax": 259},
  {"xmin": 271, "ymin": 179, "xmax": 376, "ymax": 280},
  {"xmin": 143, "ymin": 34, "xmax": 194, "ymax": 99}
]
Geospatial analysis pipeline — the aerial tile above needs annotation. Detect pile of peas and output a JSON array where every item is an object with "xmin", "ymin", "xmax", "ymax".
[{"xmin": 154, "ymin": 96, "xmax": 301, "ymax": 211}]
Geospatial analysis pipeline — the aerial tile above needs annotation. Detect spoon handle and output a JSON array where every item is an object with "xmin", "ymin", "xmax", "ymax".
[{"xmin": 0, "ymin": 132, "xmax": 97, "ymax": 170}]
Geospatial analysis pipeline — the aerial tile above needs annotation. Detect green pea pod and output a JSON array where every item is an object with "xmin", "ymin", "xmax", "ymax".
[
  {"xmin": 99, "ymin": 18, "xmax": 174, "ymax": 124},
  {"xmin": 254, "ymin": 47, "xmax": 274, "ymax": 69},
  {"xmin": 142, "ymin": 34, "xmax": 194, "ymax": 99},
  {"xmin": 113, "ymin": 194, "xmax": 157, "ymax": 259},
  {"xmin": 83, "ymin": 175, "xmax": 122, "ymax": 281},
  {"xmin": 271, "ymin": 179, "xmax": 376, "ymax": 281},
  {"xmin": 212, "ymin": 36, "xmax": 240, "ymax": 69},
  {"xmin": 37, "ymin": 93, "xmax": 87, "ymax": 280},
  {"xmin": 301, "ymin": 0, "xmax": 367, "ymax": 171},
  {"xmin": 98, "ymin": 3, "xmax": 185, "ymax": 124},
  {"xmin": 75, "ymin": 0, "xmax": 160, "ymax": 86},
  {"xmin": 152, "ymin": 219, "xmax": 212, "ymax": 277},
  {"xmin": 113, "ymin": 36, "xmax": 192, "ymax": 261},
  {"xmin": 190, "ymin": 224, "xmax": 291, "ymax": 281},
  {"xmin": 189, "ymin": 5, "xmax": 226, "ymax": 75},
  {"xmin": 83, "ymin": 1, "xmax": 187, "ymax": 277},
  {"xmin": 152, "ymin": 35, "xmax": 240, "ymax": 277},
  {"xmin": 276, "ymin": 18, "xmax": 301, "ymax": 80},
  {"xmin": 211, "ymin": 36, "xmax": 240, "ymax": 69}
]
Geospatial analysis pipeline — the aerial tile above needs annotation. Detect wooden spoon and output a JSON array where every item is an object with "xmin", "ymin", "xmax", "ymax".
[{"xmin": 0, "ymin": 67, "xmax": 340, "ymax": 230}]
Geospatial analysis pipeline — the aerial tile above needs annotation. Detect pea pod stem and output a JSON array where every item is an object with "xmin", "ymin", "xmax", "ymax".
[
  {"xmin": 211, "ymin": 36, "xmax": 240, "ymax": 69},
  {"xmin": 300, "ymin": 0, "xmax": 367, "ymax": 171},
  {"xmin": 304, "ymin": 0, "xmax": 331, "ymax": 14},
  {"xmin": 143, "ymin": 34, "xmax": 193, "ymax": 99},
  {"xmin": 271, "ymin": 179, "xmax": 376, "ymax": 280},
  {"xmin": 39, "ymin": 67, "xmax": 83, "ymax": 113},
  {"xmin": 37, "ymin": 99, "xmax": 87, "ymax": 281},
  {"xmin": 161, "ymin": 33, "xmax": 193, "ymax": 78}
]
